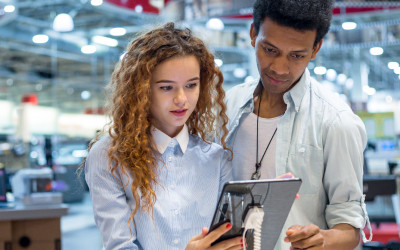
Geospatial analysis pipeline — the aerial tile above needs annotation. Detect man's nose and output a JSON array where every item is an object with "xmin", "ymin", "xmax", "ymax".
[{"xmin": 270, "ymin": 56, "xmax": 290, "ymax": 76}]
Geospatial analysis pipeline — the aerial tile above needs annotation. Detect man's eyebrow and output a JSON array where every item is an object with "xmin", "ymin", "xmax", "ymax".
[{"xmin": 262, "ymin": 41, "xmax": 308, "ymax": 53}]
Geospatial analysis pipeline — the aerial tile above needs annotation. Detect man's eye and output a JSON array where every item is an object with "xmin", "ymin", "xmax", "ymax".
[
  {"xmin": 263, "ymin": 46, "xmax": 277, "ymax": 55},
  {"xmin": 293, "ymin": 54, "xmax": 305, "ymax": 59}
]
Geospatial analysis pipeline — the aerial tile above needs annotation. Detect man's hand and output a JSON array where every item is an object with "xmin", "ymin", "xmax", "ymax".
[
  {"xmin": 284, "ymin": 224, "xmax": 359, "ymax": 250},
  {"xmin": 186, "ymin": 222, "xmax": 244, "ymax": 250},
  {"xmin": 284, "ymin": 224, "xmax": 324, "ymax": 249}
]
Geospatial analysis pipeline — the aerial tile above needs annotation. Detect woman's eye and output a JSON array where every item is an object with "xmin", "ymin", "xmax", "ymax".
[
  {"xmin": 186, "ymin": 83, "xmax": 198, "ymax": 88},
  {"xmin": 160, "ymin": 86, "xmax": 172, "ymax": 91}
]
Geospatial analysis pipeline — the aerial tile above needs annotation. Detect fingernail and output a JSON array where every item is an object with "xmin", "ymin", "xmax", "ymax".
[
  {"xmin": 284, "ymin": 237, "xmax": 289, "ymax": 242},
  {"xmin": 240, "ymin": 239, "xmax": 243, "ymax": 243},
  {"xmin": 226, "ymin": 223, "xmax": 232, "ymax": 229},
  {"xmin": 296, "ymin": 194, "xmax": 300, "ymax": 199}
]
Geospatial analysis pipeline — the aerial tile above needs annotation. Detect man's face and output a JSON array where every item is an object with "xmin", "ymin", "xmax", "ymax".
[{"xmin": 250, "ymin": 17, "xmax": 322, "ymax": 95}]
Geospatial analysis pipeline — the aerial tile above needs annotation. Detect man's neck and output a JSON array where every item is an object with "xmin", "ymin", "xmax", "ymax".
[{"xmin": 253, "ymin": 85, "xmax": 287, "ymax": 119}]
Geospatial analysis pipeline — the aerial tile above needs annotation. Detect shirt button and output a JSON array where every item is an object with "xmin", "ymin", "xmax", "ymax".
[
  {"xmin": 168, "ymin": 156, "xmax": 173, "ymax": 162},
  {"xmin": 169, "ymin": 184, "xmax": 175, "ymax": 189},
  {"xmin": 173, "ymin": 239, "xmax": 180, "ymax": 244},
  {"xmin": 174, "ymin": 210, "xmax": 179, "ymax": 215},
  {"xmin": 169, "ymin": 141, "xmax": 174, "ymax": 146}
]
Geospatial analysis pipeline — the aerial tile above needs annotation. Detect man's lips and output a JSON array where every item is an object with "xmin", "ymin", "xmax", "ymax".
[
  {"xmin": 170, "ymin": 109, "xmax": 188, "ymax": 117},
  {"xmin": 266, "ymin": 74, "xmax": 288, "ymax": 85}
]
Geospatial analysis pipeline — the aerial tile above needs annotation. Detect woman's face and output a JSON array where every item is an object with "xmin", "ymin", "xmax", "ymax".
[{"xmin": 150, "ymin": 55, "xmax": 200, "ymax": 138}]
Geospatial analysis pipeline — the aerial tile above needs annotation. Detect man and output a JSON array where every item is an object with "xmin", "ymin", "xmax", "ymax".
[{"xmin": 225, "ymin": 0, "xmax": 370, "ymax": 249}]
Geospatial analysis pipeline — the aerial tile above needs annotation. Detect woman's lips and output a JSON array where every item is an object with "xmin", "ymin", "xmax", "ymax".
[{"xmin": 170, "ymin": 109, "xmax": 188, "ymax": 117}]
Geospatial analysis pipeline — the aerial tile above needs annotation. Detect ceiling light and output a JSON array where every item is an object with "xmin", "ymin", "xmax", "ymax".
[
  {"xmin": 369, "ymin": 47, "xmax": 383, "ymax": 56},
  {"xmin": 91, "ymin": 0, "xmax": 103, "ymax": 6},
  {"xmin": 326, "ymin": 69, "xmax": 337, "ymax": 81},
  {"xmin": 4, "ymin": 5, "xmax": 15, "ymax": 13},
  {"xmin": 35, "ymin": 84, "xmax": 43, "ymax": 91},
  {"xmin": 388, "ymin": 62, "xmax": 399, "ymax": 70},
  {"xmin": 81, "ymin": 91, "xmax": 91, "ymax": 100},
  {"xmin": 135, "ymin": 5, "xmax": 143, "ymax": 13},
  {"xmin": 206, "ymin": 18, "xmax": 224, "ymax": 31},
  {"xmin": 92, "ymin": 35, "xmax": 118, "ymax": 47},
  {"xmin": 214, "ymin": 59, "xmax": 223, "ymax": 67},
  {"xmin": 386, "ymin": 96, "xmax": 393, "ymax": 103},
  {"xmin": 53, "ymin": 13, "xmax": 74, "ymax": 32},
  {"xmin": 6, "ymin": 79, "xmax": 13, "ymax": 86},
  {"xmin": 363, "ymin": 86, "xmax": 376, "ymax": 95},
  {"xmin": 314, "ymin": 66, "xmax": 327, "ymax": 75},
  {"xmin": 32, "ymin": 34, "xmax": 49, "ymax": 44},
  {"xmin": 394, "ymin": 67, "xmax": 400, "ymax": 74},
  {"xmin": 110, "ymin": 27, "xmax": 126, "ymax": 36},
  {"xmin": 345, "ymin": 78, "xmax": 353, "ymax": 89},
  {"xmin": 337, "ymin": 74, "xmax": 347, "ymax": 85},
  {"xmin": 342, "ymin": 22, "xmax": 357, "ymax": 30},
  {"xmin": 81, "ymin": 45, "xmax": 96, "ymax": 54},
  {"xmin": 233, "ymin": 68, "xmax": 247, "ymax": 78}
]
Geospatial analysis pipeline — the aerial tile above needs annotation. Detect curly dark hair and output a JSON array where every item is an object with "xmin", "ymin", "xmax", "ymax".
[
  {"xmin": 253, "ymin": 0, "xmax": 334, "ymax": 46},
  {"xmin": 88, "ymin": 22, "xmax": 230, "ymax": 228}
]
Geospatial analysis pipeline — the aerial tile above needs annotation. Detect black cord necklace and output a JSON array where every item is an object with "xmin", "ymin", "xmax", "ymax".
[{"xmin": 251, "ymin": 94, "xmax": 277, "ymax": 180}]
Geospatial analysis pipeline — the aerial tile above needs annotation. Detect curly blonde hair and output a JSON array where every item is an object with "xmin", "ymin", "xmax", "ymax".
[{"xmin": 93, "ymin": 22, "xmax": 229, "ymax": 225}]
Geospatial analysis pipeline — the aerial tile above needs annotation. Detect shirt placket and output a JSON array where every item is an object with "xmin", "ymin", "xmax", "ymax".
[{"xmin": 165, "ymin": 142, "xmax": 182, "ymax": 249}]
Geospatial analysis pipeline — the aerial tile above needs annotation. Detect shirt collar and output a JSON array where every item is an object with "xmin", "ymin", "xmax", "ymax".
[
  {"xmin": 283, "ymin": 68, "xmax": 310, "ymax": 112},
  {"xmin": 243, "ymin": 69, "xmax": 310, "ymax": 112},
  {"xmin": 240, "ymin": 79, "xmax": 259, "ymax": 110},
  {"xmin": 151, "ymin": 124, "xmax": 189, "ymax": 154}
]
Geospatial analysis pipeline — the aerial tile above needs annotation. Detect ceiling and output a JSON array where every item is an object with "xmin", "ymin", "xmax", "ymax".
[{"xmin": 0, "ymin": 0, "xmax": 400, "ymax": 113}]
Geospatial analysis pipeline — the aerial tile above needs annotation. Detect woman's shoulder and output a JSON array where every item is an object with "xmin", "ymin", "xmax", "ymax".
[
  {"xmin": 189, "ymin": 134, "xmax": 227, "ymax": 156},
  {"xmin": 88, "ymin": 136, "xmax": 111, "ymax": 158}
]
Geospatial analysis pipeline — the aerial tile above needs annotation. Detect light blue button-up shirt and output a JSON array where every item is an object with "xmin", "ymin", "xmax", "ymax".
[
  {"xmin": 225, "ymin": 68, "xmax": 370, "ymax": 249},
  {"xmin": 85, "ymin": 125, "xmax": 232, "ymax": 250}
]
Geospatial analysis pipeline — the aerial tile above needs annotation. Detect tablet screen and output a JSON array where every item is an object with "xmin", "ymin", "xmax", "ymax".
[{"xmin": 209, "ymin": 178, "xmax": 301, "ymax": 248}]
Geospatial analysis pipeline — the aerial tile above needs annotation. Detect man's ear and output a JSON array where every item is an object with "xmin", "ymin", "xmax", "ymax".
[
  {"xmin": 250, "ymin": 23, "xmax": 256, "ymax": 48},
  {"xmin": 311, "ymin": 40, "xmax": 323, "ymax": 60}
]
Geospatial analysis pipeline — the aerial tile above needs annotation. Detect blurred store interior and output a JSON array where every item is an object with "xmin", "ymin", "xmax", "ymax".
[{"xmin": 1, "ymin": 0, "xmax": 400, "ymax": 249}]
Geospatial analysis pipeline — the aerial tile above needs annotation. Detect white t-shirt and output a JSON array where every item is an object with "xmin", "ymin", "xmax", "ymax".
[{"xmin": 232, "ymin": 112, "xmax": 281, "ymax": 180}]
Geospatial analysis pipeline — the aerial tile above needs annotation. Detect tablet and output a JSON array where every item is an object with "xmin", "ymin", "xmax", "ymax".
[{"xmin": 209, "ymin": 178, "xmax": 302, "ymax": 248}]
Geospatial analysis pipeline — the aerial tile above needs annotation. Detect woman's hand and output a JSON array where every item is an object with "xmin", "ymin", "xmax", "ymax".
[{"xmin": 185, "ymin": 223, "xmax": 244, "ymax": 250}]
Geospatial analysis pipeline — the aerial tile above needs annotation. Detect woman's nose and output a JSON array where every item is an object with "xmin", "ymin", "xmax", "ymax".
[{"xmin": 174, "ymin": 88, "xmax": 187, "ymax": 105}]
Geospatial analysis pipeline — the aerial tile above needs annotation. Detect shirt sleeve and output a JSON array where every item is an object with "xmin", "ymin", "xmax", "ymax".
[
  {"xmin": 323, "ymin": 110, "xmax": 368, "ymax": 230},
  {"xmin": 218, "ymin": 149, "xmax": 233, "ymax": 195},
  {"xmin": 85, "ymin": 139, "xmax": 140, "ymax": 250}
]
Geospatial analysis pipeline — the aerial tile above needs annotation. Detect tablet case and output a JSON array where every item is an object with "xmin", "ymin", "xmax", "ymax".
[{"xmin": 209, "ymin": 178, "xmax": 302, "ymax": 249}]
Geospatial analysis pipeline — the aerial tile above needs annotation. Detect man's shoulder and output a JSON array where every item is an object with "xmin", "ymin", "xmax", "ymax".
[
  {"xmin": 226, "ymin": 81, "xmax": 256, "ymax": 95},
  {"xmin": 309, "ymin": 79, "xmax": 352, "ymax": 113},
  {"xmin": 225, "ymin": 80, "xmax": 257, "ymax": 106}
]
